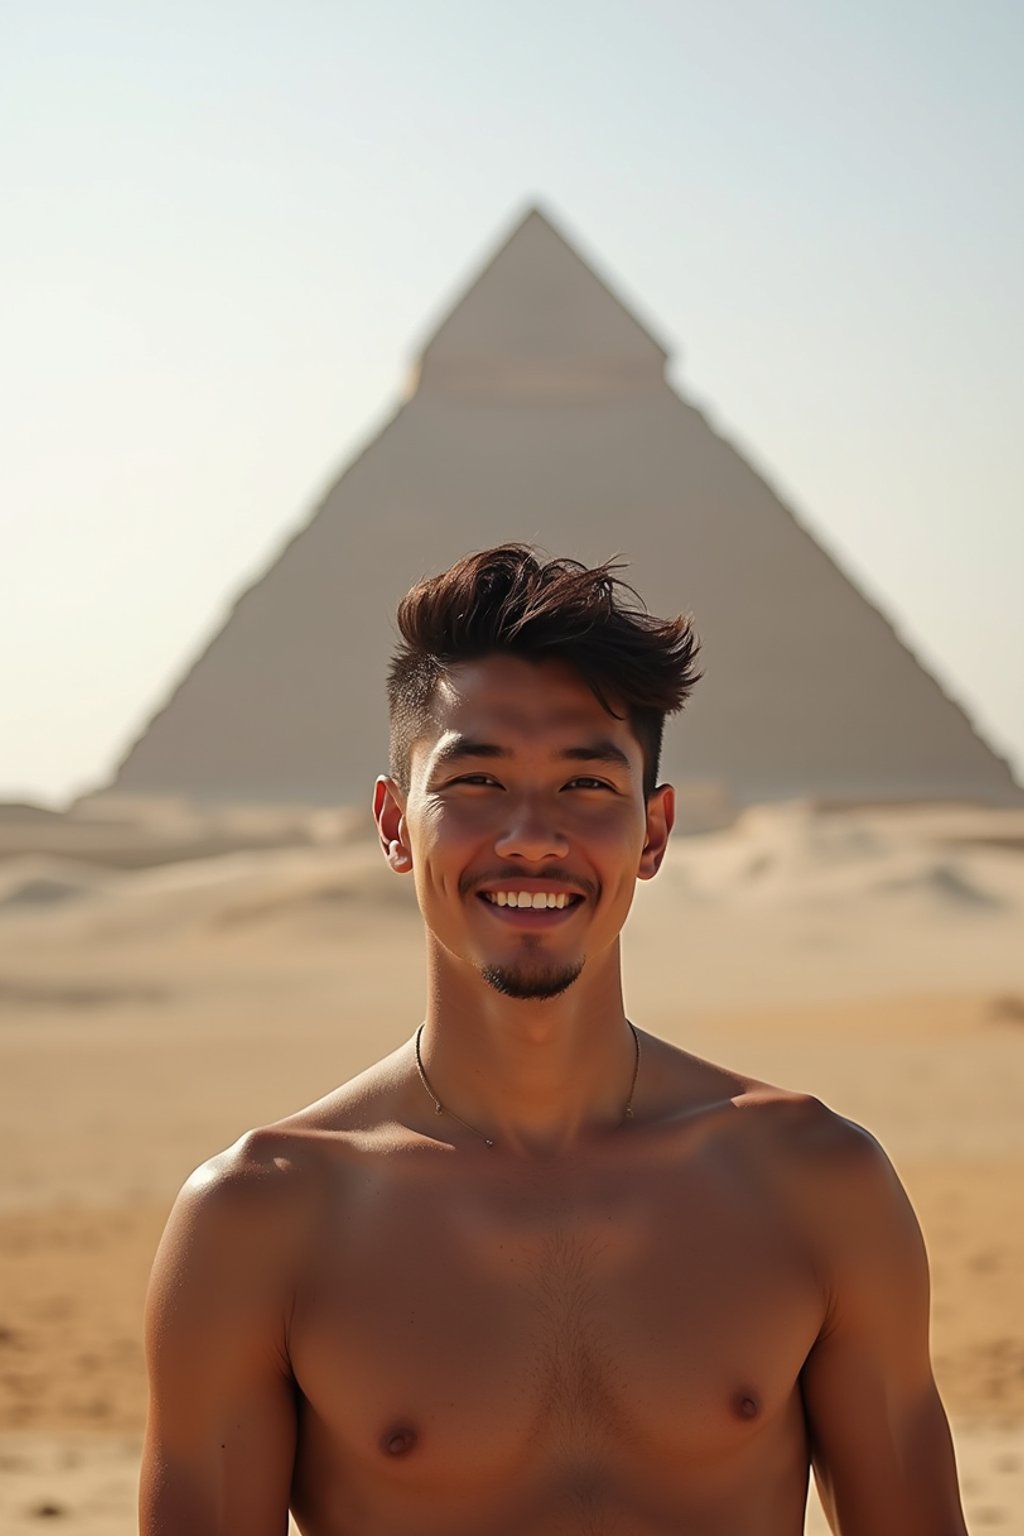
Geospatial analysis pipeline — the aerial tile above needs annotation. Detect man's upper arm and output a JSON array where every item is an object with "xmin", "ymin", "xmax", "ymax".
[
  {"xmin": 140, "ymin": 1133, "xmax": 306, "ymax": 1536},
  {"xmin": 797, "ymin": 1111, "xmax": 967, "ymax": 1536}
]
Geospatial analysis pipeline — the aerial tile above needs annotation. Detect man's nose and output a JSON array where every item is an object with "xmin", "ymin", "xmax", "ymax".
[{"xmin": 494, "ymin": 799, "xmax": 570, "ymax": 861}]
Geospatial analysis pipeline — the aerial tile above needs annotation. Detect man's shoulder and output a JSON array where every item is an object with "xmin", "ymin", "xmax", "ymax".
[
  {"xmin": 184, "ymin": 1123, "xmax": 321, "ymax": 1200},
  {"xmin": 718, "ymin": 1076, "xmax": 910, "ymax": 1254},
  {"xmin": 665, "ymin": 1046, "xmax": 890, "ymax": 1208},
  {"xmin": 728, "ymin": 1078, "xmax": 887, "ymax": 1177},
  {"xmin": 165, "ymin": 1127, "xmax": 323, "ymax": 1268},
  {"xmin": 177, "ymin": 1053, "xmax": 407, "ymax": 1228}
]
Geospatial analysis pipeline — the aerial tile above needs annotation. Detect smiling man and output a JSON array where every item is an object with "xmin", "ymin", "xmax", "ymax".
[{"xmin": 141, "ymin": 545, "xmax": 968, "ymax": 1535}]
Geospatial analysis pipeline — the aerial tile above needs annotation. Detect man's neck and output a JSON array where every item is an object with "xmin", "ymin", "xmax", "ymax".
[{"xmin": 418, "ymin": 946, "xmax": 638, "ymax": 1156}]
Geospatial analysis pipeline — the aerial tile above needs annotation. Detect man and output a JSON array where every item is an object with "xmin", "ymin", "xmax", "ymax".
[{"xmin": 141, "ymin": 545, "xmax": 968, "ymax": 1534}]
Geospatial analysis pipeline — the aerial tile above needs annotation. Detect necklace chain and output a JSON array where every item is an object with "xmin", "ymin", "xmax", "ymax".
[{"xmin": 413, "ymin": 1021, "xmax": 642, "ymax": 1149}]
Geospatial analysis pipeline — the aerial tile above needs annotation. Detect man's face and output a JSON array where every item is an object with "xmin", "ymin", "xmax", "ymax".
[{"xmin": 376, "ymin": 654, "xmax": 674, "ymax": 1000}]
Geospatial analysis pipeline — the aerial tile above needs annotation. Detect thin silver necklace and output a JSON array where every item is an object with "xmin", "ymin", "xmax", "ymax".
[{"xmin": 413, "ymin": 1021, "xmax": 642, "ymax": 1148}]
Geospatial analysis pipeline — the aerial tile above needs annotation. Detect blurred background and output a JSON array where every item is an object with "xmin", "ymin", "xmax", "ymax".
[{"xmin": 2, "ymin": 3, "xmax": 1022, "ymax": 1531}]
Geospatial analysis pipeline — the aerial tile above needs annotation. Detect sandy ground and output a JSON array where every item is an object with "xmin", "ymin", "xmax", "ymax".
[{"xmin": 0, "ymin": 799, "xmax": 1022, "ymax": 1531}]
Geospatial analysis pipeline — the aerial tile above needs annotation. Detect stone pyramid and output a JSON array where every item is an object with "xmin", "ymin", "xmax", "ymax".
[{"xmin": 104, "ymin": 205, "xmax": 1021, "ymax": 810}]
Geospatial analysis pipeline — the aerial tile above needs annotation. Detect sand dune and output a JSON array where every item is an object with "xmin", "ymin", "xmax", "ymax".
[{"xmin": 0, "ymin": 857, "xmax": 116, "ymax": 912}]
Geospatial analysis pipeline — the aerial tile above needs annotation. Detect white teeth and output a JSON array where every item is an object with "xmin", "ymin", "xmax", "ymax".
[
  {"xmin": 485, "ymin": 891, "xmax": 573, "ymax": 909},
  {"xmin": 531, "ymin": 892, "xmax": 547, "ymax": 909}
]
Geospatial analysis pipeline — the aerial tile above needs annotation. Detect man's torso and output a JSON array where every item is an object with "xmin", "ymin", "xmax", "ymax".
[{"xmin": 265, "ymin": 1040, "xmax": 831, "ymax": 1535}]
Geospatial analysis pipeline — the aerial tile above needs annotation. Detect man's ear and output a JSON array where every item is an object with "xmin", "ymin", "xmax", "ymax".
[
  {"xmin": 373, "ymin": 775, "xmax": 412, "ymax": 873},
  {"xmin": 638, "ymin": 783, "xmax": 675, "ymax": 880}
]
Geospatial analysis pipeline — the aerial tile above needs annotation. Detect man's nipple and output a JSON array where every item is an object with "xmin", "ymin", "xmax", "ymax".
[{"xmin": 381, "ymin": 1425, "xmax": 418, "ymax": 1457}]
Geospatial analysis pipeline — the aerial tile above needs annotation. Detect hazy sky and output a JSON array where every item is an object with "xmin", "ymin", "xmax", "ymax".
[{"xmin": 3, "ymin": 0, "xmax": 1022, "ymax": 806}]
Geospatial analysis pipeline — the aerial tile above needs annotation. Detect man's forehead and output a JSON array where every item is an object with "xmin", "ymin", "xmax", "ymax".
[{"xmin": 433, "ymin": 656, "xmax": 623, "ymax": 734}]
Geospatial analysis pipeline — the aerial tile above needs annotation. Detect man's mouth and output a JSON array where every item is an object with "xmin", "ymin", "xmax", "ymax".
[{"xmin": 479, "ymin": 890, "xmax": 581, "ymax": 910}]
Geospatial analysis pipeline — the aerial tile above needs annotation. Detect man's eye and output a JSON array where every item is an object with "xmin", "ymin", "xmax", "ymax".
[
  {"xmin": 452, "ymin": 774, "xmax": 501, "ymax": 787},
  {"xmin": 566, "ymin": 777, "xmax": 613, "ymax": 791}
]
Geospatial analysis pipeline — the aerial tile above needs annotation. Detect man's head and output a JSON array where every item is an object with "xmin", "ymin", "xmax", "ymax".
[
  {"xmin": 386, "ymin": 544, "xmax": 700, "ymax": 798},
  {"xmin": 375, "ymin": 545, "xmax": 700, "ymax": 1002}
]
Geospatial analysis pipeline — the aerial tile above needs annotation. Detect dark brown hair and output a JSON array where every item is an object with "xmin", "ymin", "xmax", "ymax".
[{"xmin": 387, "ymin": 544, "xmax": 701, "ymax": 796}]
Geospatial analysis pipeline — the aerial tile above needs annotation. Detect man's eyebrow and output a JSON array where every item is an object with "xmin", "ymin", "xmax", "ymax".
[
  {"xmin": 431, "ymin": 736, "xmax": 632, "ymax": 771},
  {"xmin": 559, "ymin": 741, "xmax": 633, "ymax": 770},
  {"xmin": 432, "ymin": 737, "xmax": 510, "ymax": 766}
]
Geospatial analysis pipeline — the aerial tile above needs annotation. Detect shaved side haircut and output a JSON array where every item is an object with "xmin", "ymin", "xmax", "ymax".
[{"xmin": 387, "ymin": 544, "xmax": 701, "ymax": 797}]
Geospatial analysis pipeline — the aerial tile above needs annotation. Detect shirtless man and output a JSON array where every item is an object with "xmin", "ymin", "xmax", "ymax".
[{"xmin": 141, "ymin": 544, "xmax": 969, "ymax": 1535}]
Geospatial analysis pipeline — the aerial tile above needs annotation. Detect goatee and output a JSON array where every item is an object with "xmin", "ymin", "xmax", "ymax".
[{"xmin": 480, "ymin": 958, "xmax": 584, "ymax": 1001}]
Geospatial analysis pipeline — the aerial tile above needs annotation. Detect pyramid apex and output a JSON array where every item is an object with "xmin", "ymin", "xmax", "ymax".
[
  {"xmin": 414, "ymin": 202, "xmax": 669, "ymax": 398},
  {"xmin": 515, "ymin": 199, "xmax": 560, "ymax": 227}
]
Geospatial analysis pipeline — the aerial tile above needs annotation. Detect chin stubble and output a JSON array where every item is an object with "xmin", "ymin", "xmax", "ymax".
[{"xmin": 479, "ymin": 958, "xmax": 585, "ymax": 1001}]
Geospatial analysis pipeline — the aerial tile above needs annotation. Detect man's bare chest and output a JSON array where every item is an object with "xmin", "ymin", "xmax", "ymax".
[{"xmin": 288, "ymin": 1146, "xmax": 824, "ymax": 1488}]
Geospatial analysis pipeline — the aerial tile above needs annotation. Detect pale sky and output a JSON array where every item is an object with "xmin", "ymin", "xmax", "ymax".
[{"xmin": 3, "ymin": 0, "xmax": 1022, "ymax": 806}]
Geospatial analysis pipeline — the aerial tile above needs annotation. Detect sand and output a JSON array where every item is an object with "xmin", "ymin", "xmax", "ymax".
[{"xmin": 1, "ymin": 798, "xmax": 1022, "ymax": 1532}]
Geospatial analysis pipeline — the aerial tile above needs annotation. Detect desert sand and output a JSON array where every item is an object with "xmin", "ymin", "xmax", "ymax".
[{"xmin": 1, "ymin": 796, "xmax": 1022, "ymax": 1532}]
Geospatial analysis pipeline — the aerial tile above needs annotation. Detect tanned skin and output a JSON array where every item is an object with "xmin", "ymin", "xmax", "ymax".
[{"xmin": 141, "ymin": 655, "xmax": 969, "ymax": 1535}]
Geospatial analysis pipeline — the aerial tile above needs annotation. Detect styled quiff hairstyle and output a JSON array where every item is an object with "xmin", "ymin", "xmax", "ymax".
[{"xmin": 387, "ymin": 545, "xmax": 701, "ymax": 797}]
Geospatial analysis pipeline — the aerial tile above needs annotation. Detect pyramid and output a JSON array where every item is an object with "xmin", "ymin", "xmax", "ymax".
[{"xmin": 103, "ymin": 205, "xmax": 1022, "ymax": 810}]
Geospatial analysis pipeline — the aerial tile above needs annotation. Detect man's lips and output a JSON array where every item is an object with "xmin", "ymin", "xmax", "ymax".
[
  {"xmin": 475, "ymin": 894, "xmax": 584, "ymax": 926},
  {"xmin": 474, "ymin": 877, "xmax": 588, "ymax": 902}
]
